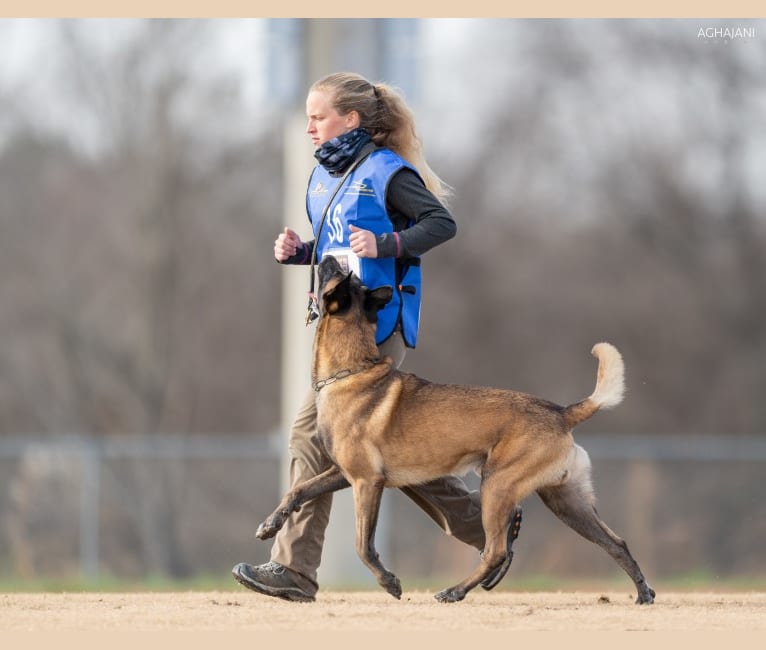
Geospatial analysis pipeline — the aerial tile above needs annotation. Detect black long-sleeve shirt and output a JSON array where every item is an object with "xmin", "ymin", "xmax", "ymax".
[{"xmin": 280, "ymin": 166, "xmax": 456, "ymax": 265}]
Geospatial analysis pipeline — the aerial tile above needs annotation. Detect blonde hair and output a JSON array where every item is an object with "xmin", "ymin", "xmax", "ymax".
[{"xmin": 311, "ymin": 72, "xmax": 452, "ymax": 205}]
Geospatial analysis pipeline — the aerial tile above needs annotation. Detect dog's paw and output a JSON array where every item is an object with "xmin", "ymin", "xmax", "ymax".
[
  {"xmin": 636, "ymin": 584, "xmax": 656, "ymax": 605},
  {"xmin": 381, "ymin": 573, "xmax": 402, "ymax": 600},
  {"xmin": 434, "ymin": 587, "xmax": 466, "ymax": 603},
  {"xmin": 254, "ymin": 522, "xmax": 272, "ymax": 540},
  {"xmin": 255, "ymin": 513, "xmax": 285, "ymax": 540}
]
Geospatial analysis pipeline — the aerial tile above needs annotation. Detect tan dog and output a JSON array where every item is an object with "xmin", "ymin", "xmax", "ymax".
[{"xmin": 256, "ymin": 255, "xmax": 655, "ymax": 604}]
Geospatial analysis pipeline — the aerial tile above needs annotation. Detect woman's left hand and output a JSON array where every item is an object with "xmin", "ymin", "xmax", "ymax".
[{"xmin": 349, "ymin": 225, "xmax": 378, "ymax": 258}]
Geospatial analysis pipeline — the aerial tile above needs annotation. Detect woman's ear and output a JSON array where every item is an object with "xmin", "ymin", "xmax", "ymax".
[{"xmin": 345, "ymin": 110, "xmax": 360, "ymax": 130}]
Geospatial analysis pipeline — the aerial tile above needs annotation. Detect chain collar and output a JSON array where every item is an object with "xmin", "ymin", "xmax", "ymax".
[{"xmin": 312, "ymin": 358, "xmax": 382, "ymax": 392}]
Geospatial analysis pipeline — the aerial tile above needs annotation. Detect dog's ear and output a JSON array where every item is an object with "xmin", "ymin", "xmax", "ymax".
[
  {"xmin": 322, "ymin": 272, "xmax": 354, "ymax": 315},
  {"xmin": 363, "ymin": 286, "xmax": 393, "ymax": 323}
]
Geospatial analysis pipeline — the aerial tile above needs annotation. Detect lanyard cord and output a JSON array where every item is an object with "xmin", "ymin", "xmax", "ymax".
[{"xmin": 305, "ymin": 144, "xmax": 375, "ymax": 325}]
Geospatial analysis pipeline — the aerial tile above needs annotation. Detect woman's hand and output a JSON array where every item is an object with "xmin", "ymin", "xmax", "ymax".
[
  {"xmin": 274, "ymin": 227, "xmax": 303, "ymax": 262},
  {"xmin": 349, "ymin": 225, "xmax": 378, "ymax": 258}
]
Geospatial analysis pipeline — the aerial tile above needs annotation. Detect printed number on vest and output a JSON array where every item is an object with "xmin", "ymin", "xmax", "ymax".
[{"xmin": 328, "ymin": 204, "xmax": 344, "ymax": 244}]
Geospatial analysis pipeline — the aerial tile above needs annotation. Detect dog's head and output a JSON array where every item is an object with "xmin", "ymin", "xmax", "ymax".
[{"xmin": 317, "ymin": 256, "xmax": 393, "ymax": 324}]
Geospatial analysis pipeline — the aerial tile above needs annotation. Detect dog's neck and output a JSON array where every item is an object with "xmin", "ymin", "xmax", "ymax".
[{"xmin": 312, "ymin": 315, "xmax": 380, "ymax": 385}]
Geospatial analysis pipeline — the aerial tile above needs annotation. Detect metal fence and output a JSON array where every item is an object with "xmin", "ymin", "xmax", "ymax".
[
  {"xmin": 0, "ymin": 434, "xmax": 282, "ymax": 582},
  {"xmin": 1, "ymin": 433, "xmax": 765, "ymax": 587}
]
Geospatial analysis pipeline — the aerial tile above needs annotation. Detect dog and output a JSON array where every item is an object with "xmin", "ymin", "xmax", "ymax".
[{"xmin": 256, "ymin": 255, "xmax": 655, "ymax": 604}]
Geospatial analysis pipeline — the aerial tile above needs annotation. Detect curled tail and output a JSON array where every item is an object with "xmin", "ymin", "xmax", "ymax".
[{"xmin": 563, "ymin": 342, "xmax": 625, "ymax": 429}]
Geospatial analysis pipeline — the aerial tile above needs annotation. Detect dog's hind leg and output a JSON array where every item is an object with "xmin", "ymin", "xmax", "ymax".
[
  {"xmin": 434, "ymin": 471, "xmax": 520, "ymax": 603},
  {"xmin": 352, "ymin": 476, "xmax": 402, "ymax": 600},
  {"xmin": 256, "ymin": 466, "xmax": 349, "ymax": 540},
  {"xmin": 536, "ymin": 450, "xmax": 655, "ymax": 604}
]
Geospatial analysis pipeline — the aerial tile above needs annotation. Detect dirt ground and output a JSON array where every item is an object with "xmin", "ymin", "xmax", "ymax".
[{"xmin": 1, "ymin": 590, "xmax": 765, "ymax": 632}]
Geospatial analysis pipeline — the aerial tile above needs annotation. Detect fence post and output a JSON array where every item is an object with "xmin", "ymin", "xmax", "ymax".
[{"xmin": 80, "ymin": 440, "xmax": 101, "ymax": 580}]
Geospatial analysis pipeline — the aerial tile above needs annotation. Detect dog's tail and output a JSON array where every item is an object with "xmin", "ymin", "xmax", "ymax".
[{"xmin": 562, "ymin": 342, "xmax": 625, "ymax": 429}]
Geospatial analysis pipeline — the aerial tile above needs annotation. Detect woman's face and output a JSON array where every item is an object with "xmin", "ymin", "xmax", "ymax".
[{"xmin": 306, "ymin": 89, "xmax": 360, "ymax": 148}]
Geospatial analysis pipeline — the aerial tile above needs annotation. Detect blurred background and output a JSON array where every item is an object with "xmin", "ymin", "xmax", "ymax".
[{"xmin": 0, "ymin": 18, "xmax": 764, "ymax": 592}]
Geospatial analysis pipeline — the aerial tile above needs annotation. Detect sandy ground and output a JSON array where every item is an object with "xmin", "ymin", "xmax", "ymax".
[{"xmin": 1, "ymin": 590, "xmax": 765, "ymax": 632}]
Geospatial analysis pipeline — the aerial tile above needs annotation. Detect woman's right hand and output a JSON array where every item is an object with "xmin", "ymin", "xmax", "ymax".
[{"xmin": 274, "ymin": 227, "xmax": 303, "ymax": 262}]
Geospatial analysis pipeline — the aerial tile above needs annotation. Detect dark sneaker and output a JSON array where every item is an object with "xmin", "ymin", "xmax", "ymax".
[
  {"xmin": 480, "ymin": 506, "xmax": 523, "ymax": 590},
  {"xmin": 232, "ymin": 561, "xmax": 315, "ymax": 603}
]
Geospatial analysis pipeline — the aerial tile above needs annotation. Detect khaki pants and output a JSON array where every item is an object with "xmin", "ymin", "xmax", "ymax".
[{"xmin": 270, "ymin": 331, "xmax": 486, "ymax": 595}]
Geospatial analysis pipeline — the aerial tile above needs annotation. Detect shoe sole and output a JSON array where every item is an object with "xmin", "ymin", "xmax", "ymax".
[
  {"xmin": 231, "ymin": 563, "xmax": 315, "ymax": 603},
  {"xmin": 480, "ymin": 506, "xmax": 523, "ymax": 591}
]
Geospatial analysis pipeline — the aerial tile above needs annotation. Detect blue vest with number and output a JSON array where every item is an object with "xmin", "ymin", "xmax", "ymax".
[{"xmin": 306, "ymin": 148, "xmax": 422, "ymax": 347}]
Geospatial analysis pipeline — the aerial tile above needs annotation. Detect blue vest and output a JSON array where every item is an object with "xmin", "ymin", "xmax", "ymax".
[{"xmin": 306, "ymin": 148, "xmax": 422, "ymax": 347}]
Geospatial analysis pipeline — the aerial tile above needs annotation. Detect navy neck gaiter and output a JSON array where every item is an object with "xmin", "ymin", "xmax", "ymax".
[{"xmin": 314, "ymin": 127, "xmax": 373, "ymax": 173}]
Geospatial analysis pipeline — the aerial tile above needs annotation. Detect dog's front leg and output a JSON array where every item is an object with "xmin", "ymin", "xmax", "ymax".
[
  {"xmin": 352, "ymin": 477, "xmax": 402, "ymax": 600},
  {"xmin": 256, "ymin": 466, "xmax": 350, "ymax": 540}
]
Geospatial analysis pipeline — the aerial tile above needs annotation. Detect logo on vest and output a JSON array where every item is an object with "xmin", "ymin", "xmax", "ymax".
[
  {"xmin": 311, "ymin": 182, "xmax": 328, "ymax": 196},
  {"xmin": 345, "ymin": 180, "xmax": 376, "ymax": 196}
]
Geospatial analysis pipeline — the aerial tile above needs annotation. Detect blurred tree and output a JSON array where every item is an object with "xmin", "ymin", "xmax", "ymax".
[
  {"xmin": 0, "ymin": 17, "xmax": 764, "ymax": 583},
  {"xmin": 414, "ymin": 19, "xmax": 766, "ymax": 435},
  {"xmin": 0, "ymin": 20, "xmax": 283, "ymax": 577},
  {"xmin": 0, "ymin": 20, "xmax": 284, "ymax": 438}
]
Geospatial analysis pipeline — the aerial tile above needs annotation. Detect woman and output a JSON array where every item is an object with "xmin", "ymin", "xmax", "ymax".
[{"xmin": 232, "ymin": 72, "xmax": 520, "ymax": 602}]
